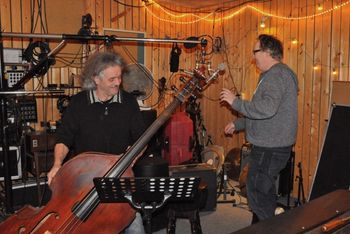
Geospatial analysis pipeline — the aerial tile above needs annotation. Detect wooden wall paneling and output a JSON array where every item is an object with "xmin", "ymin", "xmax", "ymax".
[
  {"xmin": 0, "ymin": 0, "xmax": 12, "ymax": 48},
  {"xmin": 152, "ymin": 4, "xmax": 165, "ymax": 112},
  {"xmin": 219, "ymin": 14, "xmax": 234, "ymax": 151},
  {"xmin": 9, "ymin": 0, "xmax": 22, "ymax": 48},
  {"xmin": 131, "ymin": 0, "xmax": 139, "ymax": 32},
  {"xmin": 111, "ymin": 0, "xmax": 118, "ymax": 29},
  {"xmin": 209, "ymin": 20, "xmax": 224, "ymax": 148},
  {"xmin": 339, "ymin": 4, "xmax": 350, "ymax": 81},
  {"xmin": 125, "ymin": 1, "xmax": 132, "ymax": 31},
  {"xmin": 330, "ymin": 0, "xmax": 341, "ymax": 83},
  {"xmin": 269, "ymin": 0, "xmax": 277, "ymax": 35},
  {"xmin": 139, "ymin": 0, "xmax": 146, "ymax": 32},
  {"xmin": 118, "ymin": 0, "xmax": 125, "ymax": 30},
  {"xmin": 289, "ymin": 0, "xmax": 301, "ymax": 195},
  {"xmin": 234, "ymin": 1, "xmax": 246, "ymax": 149},
  {"xmin": 157, "ymin": 4, "xmax": 166, "ymax": 87},
  {"xmin": 289, "ymin": 4, "xmax": 299, "ymax": 79},
  {"xmin": 282, "ymin": 1, "xmax": 291, "ymax": 78},
  {"xmin": 275, "ymin": 0, "xmax": 285, "ymax": 42},
  {"xmin": 95, "ymin": 0, "xmax": 104, "ymax": 33},
  {"xmin": 263, "ymin": 0, "xmax": 272, "ymax": 34},
  {"xmin": 144, "ymin": 3, "xmax": 155, "ymax": 109},
  {"xmin": 317, "ymin": 0, "xmax": 333, "ymax": 180},
  {"xmin": 293, "ymin": 2, "xmax": 307, "ymax": 196},
  {"xmin": 104, "ymin": 0, "xmax": 111, "ymax": 29},
  {"xmin": 300, "ymin": 1, "xmax": 316, "ymax": 197},
  {"xmin": 308, "ymin": 1, "xmax": 325, "ymax": 195},
  {"xmin": 337, "ymin": 2, "xmax": 350, "ymax": 81},
  {"xmin": 151, "ymin": 4, "xmax": 161, "ymax": 112},
  {"xmin": 232, "ymin": 1, "xmax": 253, "ymax": 150},
  {"xmin": 199, "ymin": 17, "xmax": 212, "ymax": 143}
]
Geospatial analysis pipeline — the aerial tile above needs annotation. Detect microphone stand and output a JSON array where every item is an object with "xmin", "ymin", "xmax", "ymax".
[{"xmin": 0, "ymin": 32, "xmax": 14, "ymax": 214}]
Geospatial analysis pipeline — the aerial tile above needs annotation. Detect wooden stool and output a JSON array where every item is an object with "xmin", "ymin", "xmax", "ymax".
[{"xmin": 167, "ymin": 182, "xmax": 208, "ymax": 234}]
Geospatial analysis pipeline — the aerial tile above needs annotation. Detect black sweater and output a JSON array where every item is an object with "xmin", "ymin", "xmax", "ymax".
[{"xmin": 56, "ymin": 90, "xmax": 146, "ymax": 155}]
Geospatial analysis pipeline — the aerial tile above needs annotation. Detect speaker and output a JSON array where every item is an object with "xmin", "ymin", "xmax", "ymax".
[
  {"xmin": 27, "ymin": 151, "xmax": 54, "ymax": 176},
  {"xmin": 0, "ymin": 146, "xmax": 22, "ymax": 181},
  {"xmin": 25, "ymin": 131, "xmax": 56, "ymax": 153},
  {"xmin": 12, "ymin": 180, "xmax": 51, "ymax": 209},
  {"xmin": 169, "ymin": 163, "xmax": 217, "ymax": 211}
]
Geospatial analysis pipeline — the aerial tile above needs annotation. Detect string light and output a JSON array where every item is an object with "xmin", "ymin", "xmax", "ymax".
[
  {"xmin": 291, "ymin": 38, "xmax": 298, "ymax": 44},
  {"xmin": 332, "ymin": 68, "xmax": 338, "ymax": 75},
  {"xmin": 143, "ymin": 0, "xmax": 350, "ymax": 24},
  {"xmin": 143, "ymin": 3, "xmax": 215, "ymax": 24}
]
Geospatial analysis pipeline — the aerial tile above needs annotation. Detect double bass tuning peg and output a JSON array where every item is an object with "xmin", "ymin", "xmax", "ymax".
[
  {"xmin": 179, "ymin": 76, "xmax": 187, "ymax": 83},
  {"xmin": 171, "ymin": 85, "xmax": 178, "ymax": 92}
]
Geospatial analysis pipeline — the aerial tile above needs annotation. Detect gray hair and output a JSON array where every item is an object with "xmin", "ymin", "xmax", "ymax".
[
  {"xmin": 80, "ymin": 51, "xmax": 126, "ymax": 90},
  {"xmin": 258, "ymin": 34, "xmax": 284, "ymax": 61}
]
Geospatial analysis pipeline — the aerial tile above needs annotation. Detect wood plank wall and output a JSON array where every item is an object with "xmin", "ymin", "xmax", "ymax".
[{"xmin": 1, "ymin": 0, "xmax": 350, "ymax": 197}]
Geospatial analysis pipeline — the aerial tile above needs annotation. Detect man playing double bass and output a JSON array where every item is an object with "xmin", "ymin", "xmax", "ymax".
[{"xmin": 48, "ymin": 51, "xmax": 146, "ymax": 233}]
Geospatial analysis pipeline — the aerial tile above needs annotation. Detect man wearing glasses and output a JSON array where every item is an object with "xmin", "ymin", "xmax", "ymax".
[{"xmin": 220, "ymin": 34, "xmax": 298, "ymax": 223}]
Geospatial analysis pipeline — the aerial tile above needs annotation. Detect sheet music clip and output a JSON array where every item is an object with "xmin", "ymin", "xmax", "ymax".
[{"xmin": 93, "ymin": 176, "xmax": 201, "ymax": 234}]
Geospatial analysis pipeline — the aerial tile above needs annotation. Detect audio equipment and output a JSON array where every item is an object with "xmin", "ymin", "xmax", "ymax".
[
  {"xmin": 26, "ymin": 151, "xmax": 54, "ymax": 176},
  {"xmin": 170, "ymin": 43, "xmax": 181, "ymax": 72},
  {"xmin": 7, "ymin": 96, "xmax": 38, "ymax": 123},
  {"xmin": 169, "ymin": 163, "xmax": 217, "ymax": 211},
  {"xmin": 0, "ymin": 146, "xmax": 22, "ymax": 181},
  {"xmin": 11, "ymin": 179, "xmax": 51, "ymax": 209},
  {"xmin": 25, "ymin": 131, "xmax": 56, "ymax": 153}
]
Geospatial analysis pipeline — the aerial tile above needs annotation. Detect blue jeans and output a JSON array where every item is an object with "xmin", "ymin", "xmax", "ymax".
[
  {"xmin": 124, "ymin": 212, "xmax": 145, "ymax": 234},
  {"xmin": 246, "ymin": 145, "xmax": 292, "ymax": 221}
]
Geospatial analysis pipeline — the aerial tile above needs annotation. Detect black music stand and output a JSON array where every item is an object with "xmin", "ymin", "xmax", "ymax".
[{"xmin": 93, "ymin": 176, "xmax": 201, "ymax": 234}]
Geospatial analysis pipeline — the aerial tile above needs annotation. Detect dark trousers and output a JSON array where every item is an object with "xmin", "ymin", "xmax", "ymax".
[{"xmin": 246, "ymin": 145, "xmax": 292, "ymax": 221}]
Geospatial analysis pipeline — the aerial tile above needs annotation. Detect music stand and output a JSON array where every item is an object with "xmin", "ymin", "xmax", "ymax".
[{"xmin": 93, "ymin": 176, "xmax": 201, "ymax": 234}]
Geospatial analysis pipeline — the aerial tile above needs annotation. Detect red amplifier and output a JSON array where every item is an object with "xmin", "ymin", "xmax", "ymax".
[{"xmin": 163, "ymin": 112, "xmax": 193, "ymax": 165}]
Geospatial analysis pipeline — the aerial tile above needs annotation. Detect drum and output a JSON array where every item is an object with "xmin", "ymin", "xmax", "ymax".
[{"xmin": 200, "ymin": 145, "xmax": 225, "ymax": 175}]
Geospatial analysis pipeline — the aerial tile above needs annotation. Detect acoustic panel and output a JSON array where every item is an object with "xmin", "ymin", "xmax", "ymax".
[{"xmin": 309, "ymin": 105, "xmax": 350, "ymax": 201}]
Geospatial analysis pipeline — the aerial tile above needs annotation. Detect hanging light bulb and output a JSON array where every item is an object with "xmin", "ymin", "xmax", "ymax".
[
  {"xmin": 260, "ymin": 16, "xmax": 269, "ymax": 28},
  {"xmin": 317, "ymin": 4, "xmax": 323, "ymax": 11},
  {"xmin": 332, "ymin": 68, "xmax": 338, "ymax": 75}
]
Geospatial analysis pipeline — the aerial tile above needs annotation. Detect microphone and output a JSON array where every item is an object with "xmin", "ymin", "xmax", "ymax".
[
  {"xmin": 170, "ymin": 43, "xmax": 181, "ymax": 72},
  {"xmin": 207, "ymin": 63, "xmax": 226, "ymax": 82}
]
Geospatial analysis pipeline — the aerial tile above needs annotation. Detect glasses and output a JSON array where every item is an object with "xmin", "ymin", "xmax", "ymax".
[{"xmin": 253, "ymin": 49, "xmax": 262, "ymax": 54}]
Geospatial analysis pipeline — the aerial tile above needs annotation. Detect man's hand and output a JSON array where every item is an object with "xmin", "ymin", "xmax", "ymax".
[
  {"xmin": 220, "ymin": 88, "xmax": 236, "ymax": 106},
  {"xmin": 224, "ymin": 122, "xmax": 236, "ymax": 135},
  {"xmin": 47, "ymin": 164, "xmax": 61, "ymax": 185},
  {"xmin": 47, "ymin": 143, "xmax": 69, "ymax": 185}
]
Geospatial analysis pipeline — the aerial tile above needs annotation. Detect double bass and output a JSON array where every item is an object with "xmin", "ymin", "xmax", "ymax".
[{"xmin": 0, "ymin": 68, "xmax": 221, "ymax": 233}]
